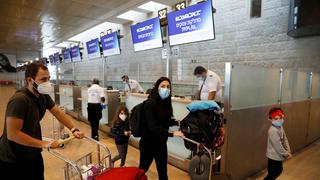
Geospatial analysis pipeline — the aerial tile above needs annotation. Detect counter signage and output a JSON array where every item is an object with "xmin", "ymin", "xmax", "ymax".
[
  {"xmin": 100, "ymin": 32, "xmax": 120, "ymax": 57},
  {"xmin": 86, "ymin": 38, "xmax": 101, "ymax": 59},
  {"xmin": 54, "ymin": 52, "xmax": 60, "ymax": 65},
  {"xmin": 71, "ymin": 46, "xmax": 81, "ymax": 62},
  {"xmin": 168, "ymin": 0, "xmax": 215, "ymax": 46},
  {"xmin": 63, "ymin": 49, "xmax": 72, "ymax": 63},
  {"xmin": 130, "ymin": 17, "xmax": 163, "ymax": 52}
]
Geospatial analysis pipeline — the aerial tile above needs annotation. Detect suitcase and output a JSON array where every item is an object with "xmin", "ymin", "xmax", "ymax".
[{"xmin": 95, "ymin": 167, "xmax": 148, "ymax": 180}]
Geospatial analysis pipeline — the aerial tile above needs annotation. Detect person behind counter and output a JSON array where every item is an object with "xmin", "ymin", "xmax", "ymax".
[
  {"xmin": 138, "ymin": 77, "xmax": 184, "ymax": 180},
  {"xmin": 121, "ymin": 75, "xmax": 144, "ymax": 93},
  {"xmin": 87, "ymin": 78, "xmax": 105, "ymax": 141},
  {"xmin": 0, "ymin": 62, "xmax": 84, "ymax": 180}
]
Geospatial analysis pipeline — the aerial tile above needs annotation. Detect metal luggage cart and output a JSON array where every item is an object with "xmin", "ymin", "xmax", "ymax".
[
  {"xmin": 51, "ymin": 104, "xmax": 70, "ymax": 140},
  {"xmin": 47, "ymin": 136, "xmax": 112, "ymax": 180},
  {"xmin": 183, "ymin": 137, "xmax": 216, "ymax": 180}
]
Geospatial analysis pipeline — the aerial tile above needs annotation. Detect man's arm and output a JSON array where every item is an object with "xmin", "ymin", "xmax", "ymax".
[
  {"xmin": 208, "ymin": 91, "xmax": 216, "ymax": 100},
  {"xmin": 6, "ymin": 117, "xmax": 53, "ymax": 148}
]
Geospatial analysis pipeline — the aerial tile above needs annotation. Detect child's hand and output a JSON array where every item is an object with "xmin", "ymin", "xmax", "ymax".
[
  {"xmin": 124, "ymin": 131, "xmax": 130, "ymax": 136},
  {"xmin": 287, "ymin": 153, "xmax": 293, "ymax": 159}
]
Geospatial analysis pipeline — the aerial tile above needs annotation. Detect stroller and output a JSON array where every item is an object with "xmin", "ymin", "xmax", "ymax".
[{"xmin": 180, "ymin": 101, "xmax": 224, "ymax": 180}]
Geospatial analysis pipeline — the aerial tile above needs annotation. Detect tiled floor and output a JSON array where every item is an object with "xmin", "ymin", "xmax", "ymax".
[{"xmin": 1, "ymin": 85, "xmax": 320, "ymax": 180}]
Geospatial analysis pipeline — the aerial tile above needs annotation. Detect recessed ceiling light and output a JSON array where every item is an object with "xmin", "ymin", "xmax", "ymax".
[
  {"xmin": 138, "ymin": 1, "xmax": 167, "ymax": 11},
  {"xmin": 117, "ymin": 10, "xmax": 145, "ymax": 21}
]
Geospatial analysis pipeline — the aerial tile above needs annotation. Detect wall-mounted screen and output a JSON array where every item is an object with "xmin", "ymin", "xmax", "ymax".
[
  {"xmin": 71, "ymin": 46, "xmax": 81, "ymax": 62},
  {"xmin": 86, "ymin": 38, "xmax": 101, "ymax": 59},
  {"xmin": 53, "ymin": 52, "xmax": 60, "ymax": 65},
  {"xmin": 167, "ymin": 0, "xmax": 215, "ymax": 46},
  {"xmin": 130, "ymin": 17, "xmax": 163, "ymax": 52},
  {"xmin": 63, "ymin": 49, "xmax": 72, "ymax": 63},
  {"xmin": 101, "ymin": 32, "xmax": 120, "ymax": 57}
]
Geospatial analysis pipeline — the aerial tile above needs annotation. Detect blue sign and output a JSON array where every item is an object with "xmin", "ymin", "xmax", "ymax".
[
  {"xmin": 100, "ymin": 32, "xmax": 120, "ymax": 57},
  {"xmin": 86, "ymin": 38, "xmax": 101, "ymax": 59},
  {"xmin": 71, "ymin": 46, "xmax": 81, "ymax": 62},
  {"xmin": 167, "ymin": 0, "xmax": 215, "ymax": 46},
  {"xmin": 54, "ymin": 53, "xmax": 60, "ymax": 65},
  {"xmin": 130, "ymin": 17, "xmax": 163, "ymax": 52},
  {"xmin": 63, "ymin": 49, "xmax": 72, "ymax": 63},
  {"xmin": 49, "ymin": 55, "xmax": 54, "ymax": 65}
]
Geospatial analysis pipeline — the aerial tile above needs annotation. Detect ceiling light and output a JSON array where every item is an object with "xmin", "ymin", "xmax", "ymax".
[
  {"xmin": 117, "ymin": 10, "xmax": 145, "ymax": 21},
  {"xmin": 138, "ymin": 1, "xmax": 167, "ymax": 12}
]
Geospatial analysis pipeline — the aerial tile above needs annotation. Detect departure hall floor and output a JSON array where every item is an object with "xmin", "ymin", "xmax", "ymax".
[{"xmin": 1, "ymin": 85, "xmax": 320, "ymax": 180}]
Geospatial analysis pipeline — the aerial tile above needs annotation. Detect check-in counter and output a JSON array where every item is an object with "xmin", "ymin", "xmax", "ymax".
[
  {"xmin": 125, "ymin": 93, "xmax": 192, "ymax": 170},
  {"xmin": 57, "ymin": 85, "xmax": 74, "ymax": 110}
]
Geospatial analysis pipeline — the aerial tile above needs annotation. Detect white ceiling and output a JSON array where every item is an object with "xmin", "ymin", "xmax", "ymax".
[{"xmin": 0, "ymin": 0, "xmax": 182, "ymax": 52}]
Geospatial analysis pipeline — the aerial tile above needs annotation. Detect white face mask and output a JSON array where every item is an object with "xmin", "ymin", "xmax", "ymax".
[
  {"xmin": 119, "ymin": 114, "xmax": 127, "ymax": 121},
  {"xmin": 33, "ymin": 80, "xmax": 52, "ymax": 95}
]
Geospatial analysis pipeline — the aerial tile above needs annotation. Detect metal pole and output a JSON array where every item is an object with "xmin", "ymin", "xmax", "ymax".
[
  {"xmin": 165, "ymin": 26, "xmax": 172, "ymax": 80},
  {"xmin": 102, "ymin": 57, "xmax": 106, "ymax": 87},
  {"xmin": 279, "ymin": 68, "xmax": 283, "ymax": 105}
]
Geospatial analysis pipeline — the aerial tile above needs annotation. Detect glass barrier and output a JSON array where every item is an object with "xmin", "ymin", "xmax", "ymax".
[
  {"xmin": 230, "ymin": 65, "xmax": 280, "ymax": 110},
  {"xmin": 58, "ymin": 85, "xmax": 74, "ymax": 110},
  {"xmin": 281, "ymin": 70, "xmax": 309, "ymax": 103},
  {"xmin": 312, "ymin": 73, "xmax": 320, "ymax": 99}
]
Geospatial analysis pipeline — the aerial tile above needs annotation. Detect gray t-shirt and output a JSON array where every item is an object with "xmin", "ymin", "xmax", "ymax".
[
  {"xmin": 266, "ymin": 125, "xmax": 291, "ymax": 161},
  {"xmin": 0, "ymin": 88, "xmax": 55, "ymax": 162}
]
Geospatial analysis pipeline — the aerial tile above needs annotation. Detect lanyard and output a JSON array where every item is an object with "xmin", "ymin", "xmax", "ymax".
[{"xmin": 199, "ymin": 77, "xmax": 207, "ymax": 95}]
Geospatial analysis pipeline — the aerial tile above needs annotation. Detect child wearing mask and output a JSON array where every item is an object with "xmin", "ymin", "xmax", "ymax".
[
  {"xmin": 111, "ymin": 106, "xmax": 131, "ymax": 167},
  {"xmin": 264, "ymin": 108, "xmax": 292, "ymax": 180}
]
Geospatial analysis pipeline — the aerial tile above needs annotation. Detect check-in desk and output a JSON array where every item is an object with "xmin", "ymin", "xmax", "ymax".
[
  {"xmin": 126, "ymin": 93, "xmax": 192, "ymax": 171},
  {"xmin": 57, "ymin": 85, "xmax": 74, "ymax": 111}
]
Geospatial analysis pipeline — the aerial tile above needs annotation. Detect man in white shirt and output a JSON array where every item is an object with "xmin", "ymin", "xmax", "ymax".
[
  {"xmin": 193, "ymin": 66, "xmax": 222, "ymax": 102},
  {"xmin": 87, "ymin": 78, "xmax": 105, "ymax": 141},
  {"xmin": 121, "ymin": 75, "xmax": 144, "ymax": 93}
]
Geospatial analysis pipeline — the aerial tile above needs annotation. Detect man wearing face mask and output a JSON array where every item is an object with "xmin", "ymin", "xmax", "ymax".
[
  {"xmin": 87, "ymin": 78, "xmax": 105, "ymax": 141},
  {"xmin": 0, "ymin": 62, "xmax": 84, "ymax": 180},
  {"xmin": 193, "ymin": 66, "xmax": 222, "ymax": 103},
  {"xmin": 121, "ymin": 75, "xmax": 144, "ymax": 93}
]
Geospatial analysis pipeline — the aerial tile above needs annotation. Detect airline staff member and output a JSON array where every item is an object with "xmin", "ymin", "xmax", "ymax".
[
  {"xmin": 121, "ymin": 75, "xmax": 144, "ymax": 93},
  {"xmin": 0, "ymin": 62, "xmax": 84, "ymax": 180},
  {"xmin": 87, "ymin": 78, "xmax": 105, "ymax": 141},
  {"xmin": 193, "ymin": 66, "xmax": 222, "ymax": 103}
]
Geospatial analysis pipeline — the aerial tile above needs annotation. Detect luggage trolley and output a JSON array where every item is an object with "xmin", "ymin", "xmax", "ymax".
[
  {"xmin": 183, "ymin": 137, "xmax": 216, "ymax": 180},
  {"xmin": 51, "ymin": 104, "xmax": 70, "ymax": 140},
  {"xmin": 47, "ymin": 135, "xmax": 112, "ymax": 180}
]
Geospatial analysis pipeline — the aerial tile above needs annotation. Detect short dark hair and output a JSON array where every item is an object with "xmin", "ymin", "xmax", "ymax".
[
  {"xmin": 121, "ymin": 75, "xmax": 128, "ymax": 79},
  {"xmin": 25, "ymin": 62, "xmax": 48, "ymax": 79},
  {"xmin": 92, "ymin": 78, "xmax": 100, "ymax": 85},
  {"xmin": 193, "ymin": 66, "xmax": 206, "ymax": 75}
]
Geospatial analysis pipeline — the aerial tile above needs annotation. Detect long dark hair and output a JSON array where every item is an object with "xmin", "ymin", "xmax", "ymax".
[
  {"xmin": 112, "ymin": 105, "xmax": 129, "ymax": 127},
  {"xmin": 148, "ymin": 77, "xmax": 173, "ymax": 117}
]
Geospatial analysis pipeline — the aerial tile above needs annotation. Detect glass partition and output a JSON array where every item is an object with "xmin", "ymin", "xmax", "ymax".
[
  {"xmin": 230, "ymin": 65, "xmax": 280, "ymax": 110},
  {"xmin": 58, "ymin": 85, "xmax": 74, "ymax": 110},
  {"xmin": 281, "ymin": 70, "xmax": 309, "ymax": 103},
  {"xmin": 312, "ymin": 73, "xmax": 320, "ymax": 99}
]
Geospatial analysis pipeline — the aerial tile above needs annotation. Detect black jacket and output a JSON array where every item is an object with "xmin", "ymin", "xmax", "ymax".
[
  {"xmin": 112, "ymin": 119, "xmax": 130, "ymax": 144},
  {"xmin": 140, "ymin": 93, "xmax": 178, "ymax": 143}
]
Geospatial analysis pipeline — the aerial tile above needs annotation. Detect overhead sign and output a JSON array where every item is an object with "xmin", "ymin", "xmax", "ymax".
[
  {"xmin": 86, "ymin": 38, "xmax": 101, "ymax": 59},
  {"xmin": 53, "ymin": 53, "xmax": 60, "ymax": 65},
  {"xmin": 70, "ymin": 46, "xmax": 81, "ymax": 62},
  {"xmin": 100, "ymin": 32, "xmax": 120, "ymax": 57},
  {"xmin": 175, "ymin": 1, "xmax": 186, "ymax": 11},
  {"xmin": 49, "ymin": 55, "xmax": 54, "ymax": 65},
  {"xmin": 63, "ymin": 49, "xmax": 72, "ymax": 63},
  {"xmin": 168, "ymin": 0, "xmax": 215, "ymax": 46},
  {"xmin": 130, "ymin": 17, "xmax": 163, "ymax": 52}
]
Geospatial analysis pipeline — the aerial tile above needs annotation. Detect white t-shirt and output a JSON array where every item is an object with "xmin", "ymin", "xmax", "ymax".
[
  {"xmin": 124, "ymin": 79, "xmax": 144, "ymax": 93},
  {"xmin": 87, "ymin": 84, "xmax": 105, "ymax": 103},
  {"xmin": 198, "ymin": 70, "xmax": 222, "ymax": 101}
]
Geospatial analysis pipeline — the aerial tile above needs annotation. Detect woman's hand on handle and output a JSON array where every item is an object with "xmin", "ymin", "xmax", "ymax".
[{"xmin": 173, "ymin": 131, "xmax": 184, "ymax": 137}]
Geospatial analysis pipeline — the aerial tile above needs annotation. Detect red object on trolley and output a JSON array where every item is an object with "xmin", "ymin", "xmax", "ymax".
[{"xmin": 95, "ymin": 167, "xmax": 148, "ymax": 180}]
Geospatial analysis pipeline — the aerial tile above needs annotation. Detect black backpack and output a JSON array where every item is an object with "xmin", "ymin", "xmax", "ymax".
[
  {"xmin": 129, "ymin": 101, "xmax": 146, "ymax": 137},
  {"xmin": 180, "ymin": 108, "xmax": 223, "ymax": 151}
]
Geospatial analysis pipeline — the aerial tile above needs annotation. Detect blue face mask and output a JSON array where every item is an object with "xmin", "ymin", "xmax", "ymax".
[
  {"xmin": 272, "ymin": 119, "xmax": 284, "ymax": 127},
  {"xmin": 159, "ymin": 88, "xmax": 170, "ymax": 99}
]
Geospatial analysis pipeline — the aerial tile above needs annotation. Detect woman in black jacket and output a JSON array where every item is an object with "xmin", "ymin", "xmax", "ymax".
[
  {"xmin": 138, "ymin": 77, "xmax": 184, "ymax": 180},
  {"xmin": 111, "ymin": 106, "xmax": 131, "ymax": 167}
]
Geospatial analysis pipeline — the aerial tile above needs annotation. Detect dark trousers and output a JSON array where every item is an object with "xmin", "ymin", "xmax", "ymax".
[
  {"xmin": 138, "ymin": 139, "xmax": 168, "ymax": 180},
  {"xmin": 111, "ymin": 143, "xmax": 128, "ymax": 166},
  {"xmin": 0, "ymin": 153, "xmax": 44, "ymax": 180},
  {"xmin": 264, "ymin": 158, "xmax": 283, "ymax": 180},
  {"xmin": 87, "ymin": 103, "xmax": 102, "ymax": 140}
]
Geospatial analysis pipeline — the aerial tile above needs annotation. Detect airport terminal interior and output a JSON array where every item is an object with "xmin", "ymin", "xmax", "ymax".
[{"xmin": 1, "ymin": 0, "xmax": 320, "ymax": 179}]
